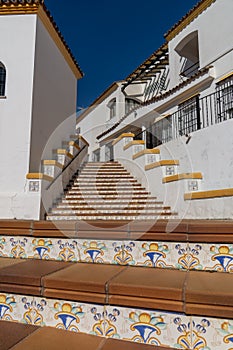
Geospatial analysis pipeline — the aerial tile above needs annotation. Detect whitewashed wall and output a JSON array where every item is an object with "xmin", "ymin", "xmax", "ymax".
[
  {"xmin": 168, "ymin": 0, "xmax": 233, "ymax": 88},
  {"xmin": 0, "ymin": 14, "xmax": 36, "ymax": 205},
  {"xmin": 30, "ymin": 17, "xmax": 77, "ymax": 172},
  {"xmin": 76, "ymin": 84, "xmax": 125, "ymax": 158}
]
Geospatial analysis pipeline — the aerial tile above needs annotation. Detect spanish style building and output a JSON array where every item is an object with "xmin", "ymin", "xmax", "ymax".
[{"xmin": 0, "ymin": 1, "xmax": 233, "ymax": 349}]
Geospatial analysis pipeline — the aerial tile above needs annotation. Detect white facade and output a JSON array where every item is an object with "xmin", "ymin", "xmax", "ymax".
[
  {"xmin": 83, "ymin": 0, "xmax": 233, "ymax": 219},
  {"xmin": 0, "ymin": 3, "xmax": 82, "ymax": 219}
]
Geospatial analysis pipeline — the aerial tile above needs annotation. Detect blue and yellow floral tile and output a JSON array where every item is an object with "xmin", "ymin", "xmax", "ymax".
[
  {"xmin": 124, "ymin": 240, "xmax": 187, "ymax": 269},
  {"xmin": 191, "ymin": 316, "xmax": 233, "ymax": 349},
  {"xmin": 0, "ymin": 293, "xmax": 36, "ymax": 325},
  {"xmin": 41, "ymin": 297, "xmax": 105, "ymax": 335},
  {"xmin": 188, "ymin": 243, "xmax": 233, "ymax": 272},
  {"xmin": 104, "ymin": 305, "xmax": 190, "ymax": 348},
  {"xmin": 0, "ymin": 236, "xmax": 31, "ymax": 259},
  {"xmin": 78, "ymin": 239, "xmax": 125, "ymax": 265}
]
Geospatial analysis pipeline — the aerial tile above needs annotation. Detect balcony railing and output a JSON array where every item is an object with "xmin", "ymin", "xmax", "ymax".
[{"xmin": 135, "ymin": 84, "xmax": 233, "ymax": 149}]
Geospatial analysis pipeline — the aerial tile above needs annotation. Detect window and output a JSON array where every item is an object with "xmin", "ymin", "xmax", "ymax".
[
  {"xmin": 93, "ymin": 149, "xmax": 100, "ymax": 162},
  {"xmin": 0, "ymin": 62, "xmax": 6, "ymax": 96},
  {"xmin": 125, "ymin": 98, "xmax": 140, "ymax": 114},
  {"xmin": 175, "ymin": 31, "xmax": 199, "ymax": 78},
  {"xmin": 178, "ymin": 95, "xmax": 201, "ymax": 135},
  {"xmin": 216, "ymin": 76, "xmax": 233, "ymax": 122},
  {"xmin": 108, "ymin": 98, "xmax": 116, "ymax": 119}
]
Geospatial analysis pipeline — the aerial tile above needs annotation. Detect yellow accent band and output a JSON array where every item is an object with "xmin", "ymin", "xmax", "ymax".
[
  {"xmin": 133, "ymin": 149, "xmax": 160, "ymax": 160},
  {"xmin": 163, "ymin": 172, "xmax": 203, "ymax": 183},
  {"xmin": 0, "ymin": 3, "xmax": 83, "ymax": 79},
  {"xmin": 179, "ymin": 92, "xmax": 200, "ymax": 106},
  {"xmin": 145, "ymin": 160, "xmax": 179, "ymax": 171},
  {"xmin": 123, "ymin": 140, "xmax": 145, "ymax": 151},
  {"xmin": 26, "ymin": 173, "xmax": 53, "ymax": 182},
  {"xmin": 112, "ymin": 133, "xmax": 135, "ymax": 146},
  {"xmin": 54, "ymin": 149, "xmax": 73, "ymax": 159},
  {"xmin": 69, "ymin": 141, "xmax": 81, "ymax": 150},
  {"xmin": 165, "ymin": 0, "xmax": 216, "ymax": 41},
  {"xmin": 42, "ymin": 160, "xmax": 63, "ymax": 169},
  {"xmin": 78, "ymin": 135, "xmax": 89, "ymax": 146},
  {"xmin": 217, "ymin": 71, "xmax": 233, "ymax": 83},
  {"xmin": 184, "ymin": 188, "xmax": 233, "ymax": 200}
]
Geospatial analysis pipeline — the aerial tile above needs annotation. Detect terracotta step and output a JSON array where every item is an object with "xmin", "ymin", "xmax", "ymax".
[
  {"xmin": 0, "ymin": 323, "xmax": 170, "ymax": 350},
  {"xmin": 1, "ymin": 258, "xmax": 233, "ymax": 319}
]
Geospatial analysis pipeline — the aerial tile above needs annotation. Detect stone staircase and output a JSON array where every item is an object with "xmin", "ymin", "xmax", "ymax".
[{"xmin": 47, "ymin": 161, "xmax": 176, "ymax": 221}]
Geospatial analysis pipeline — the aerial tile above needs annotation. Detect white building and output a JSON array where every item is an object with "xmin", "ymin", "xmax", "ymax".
[
  {"xmin": 77, "ymin": 0, "xmax": 233, "ymax": 219},
  {"xmin": 0, "ymin": 0, "xmax": 83, "ymax": 219}
]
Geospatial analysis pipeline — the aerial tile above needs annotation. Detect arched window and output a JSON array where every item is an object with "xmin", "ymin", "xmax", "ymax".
[
  {"xmin": 175, "ymin": 31, "xmax": 199, "ymax": 78},
  {"xmin": 125, "ymin": 98, "xmax": 140, "ymax": 114},
  {"xmin": 0, "ymin": 62, "xmax": 6, "ymax": 96},
  {"xmin": 108, "ymin": 98, "xmax": 116, "ymax": 119}
]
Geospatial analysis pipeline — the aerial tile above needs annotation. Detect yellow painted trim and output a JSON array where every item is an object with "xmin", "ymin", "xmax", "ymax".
[
  {"xmin": 26, "ymin": 173, "xmax": 53, "ymax": 182},
  {"xmin": 69, "ymin": 141, "xmax": 81, "ymax": 150},
  {"xmin": 165, "ymin": 0, "xmax": 216, "ymax": 41},
  {"xmin": 112, "ymin": 133, "xmax": 135, "ymax": 146},
  {"xmin": 179, "ymin": 92, "xmax": 200, "ymax": 106},
  {"xmin": 42, "ymin": 160, "xmax": 63, "ymax": 169},
  {"xmin": 0, "ymin": 4, "xmax": 38, "ymax": 15},
  {"xmin": 37, "ymin": 7, "xmax": 82, "ymax": 79},
  {"xmin": 133, "ymin": 149, "xmax": 160, "ymax": 160},
  {"xmin": 123, "ymin": 140, "xmax": 145, "ymax": 151},
  {"xmin": 0, "ymin": 3, "xmax": 82, "ymax": 79},
  {"xmin": 145, "ymin": 160, "xmax": 180, "ymax": 171},
  {"xmin": 217, "ymin": 71, "xmax": 233, "ymax": 83},
  {"xmin": 54, "ymin": 149, "xmax": 73, "ymax": 159},
  {"xmin": 154, "ymin": 113, "xmax": 172, "ymax": 124},
  {"xmin": 184, "ymin": 188, "xmax": 233, "ymax": 200},
  {"xmin": 163, "ymin": 172, "xmax": 203, "ymax": 183},
  {"xmin": 78, "ymin": 135, "xmax": 89, "ymax": 146}
]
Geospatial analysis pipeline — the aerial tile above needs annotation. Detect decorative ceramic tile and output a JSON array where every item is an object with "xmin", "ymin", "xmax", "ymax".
[
  {"xmin": 175, "ymin": 243, "xmax": 203, "ymax": 270},
  {"xmin": 105, "ymin": 305, "xmax": 190, "ymax": 348},
  {"xmin": 78, "ymin": 239, "xmax": 120, "ymax": 265},
  {"xmin": 191, "ymin": 316, "xmax": 233, "ymax": 350},
  {"xmin": 204, "ymin": 244, "xmax": 233, "ymax": 273},
  {"xmin": 127, "ymin": 241, "xmax": 186, "ymax": 269},
  {"xmin": 42, "ymin": 297, "xmax": 104, "ymax": 335},
  {"xmin": 0, "ymin": 293, "xmax": 36, "ymax": 324},
  {"xmin": 0, "ymin": 236, "xmax": 31, "ymax": 259}
]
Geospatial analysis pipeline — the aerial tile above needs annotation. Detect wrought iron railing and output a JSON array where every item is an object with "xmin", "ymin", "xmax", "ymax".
[{"xmin": 135, "ymin": 84, "xmax": 233, "ymax": 149}]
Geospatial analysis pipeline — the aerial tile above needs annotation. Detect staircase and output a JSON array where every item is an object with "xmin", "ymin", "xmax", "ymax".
[
  {"xmin": 47, "ymin": 161, "xmax": 176, "ymax": 221},
  {"xmin": 0, "ymin": 161, "xmax": 233, "ymax": 349}
]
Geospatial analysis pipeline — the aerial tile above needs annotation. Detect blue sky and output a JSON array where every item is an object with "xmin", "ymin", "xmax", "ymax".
[{"xmin": 45, "ymin": 0, "xmax": 198, "ymax": 108}]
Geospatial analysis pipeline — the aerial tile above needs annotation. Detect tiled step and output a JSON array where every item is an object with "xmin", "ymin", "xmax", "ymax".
[
  {"xmin": 50, "ymin": 208, "xmax": 172, "ymax": 214},
  {"xmin": 61, "ymin": 198, "xmax": 161, "ymax": 204},
  {"xmin": 67, "ymin": 191, "xmax": 150, "ymax": 195},
  {"xmin": 0, "ymin": 322, "xmax": 169, "ymax": 350},
  {"xmin": 65, "ymin": 195, "xmax": 152, "ymax": 199},
  {"xmin": 1, "ymin": 257, "xmax": 233, "ymax": 318},
  {"xmin": 0, "ymin": 257, "xmax": 232, "ymax": 350},
  {"xmin": 57, "ymin": 204, "xmax": 169, "ymax": 209},
  {"xmin": 47, "ymin": 215, "xmax": 176, "ymax": 221},
  {"xmin": 72, "ymin": 184, "xmax": 144, "ymax": 189}
]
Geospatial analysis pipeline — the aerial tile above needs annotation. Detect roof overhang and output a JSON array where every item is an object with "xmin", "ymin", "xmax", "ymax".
[
  {"xmin": 0, "ymin": 0, "xmax": 83, "ymax": 79},
  {"xmin": 122, "ymin": 43, "xmax": 169, "ymax": 92}
]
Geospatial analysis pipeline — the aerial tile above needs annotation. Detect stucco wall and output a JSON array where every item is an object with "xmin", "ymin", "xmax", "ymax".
[
  {"xmin": 29, "ymin": 17, "xmax": 77, "ymax": 172},
  {"xmin": 168, "ymin": 0, "xmax": 233, "ymax": 88},
  {"xmin": 77, "ymin": 84, "xmax": 125, "ymax": 158},
  {"xmin": 0, "ymin": 14, "xmax": 36, "ymax": 193}
]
